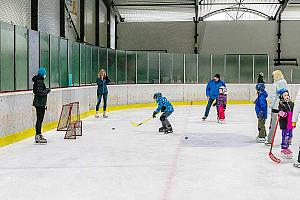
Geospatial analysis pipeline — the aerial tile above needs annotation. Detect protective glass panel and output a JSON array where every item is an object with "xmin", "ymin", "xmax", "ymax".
[
  {"xmin": 240, "ymin": 55, "xmax": 253, "ymax": 83},
  {"xmin": 85, "ymin": 45, "xmax": 92, "ymax": 84},
  {"xmin": 254, "ymin": 55, "xmax": 268, "ymax": 83},
  {"xmin": 72, "ymin": 42, "xmax": 80, "ymax": 86},
  {"xmin": 225, "ymin": 55, "xmax": 239, "ymax": 83},
  {"xmin": 28, "ymin": 30, "xmax": 39, "ymax": 89},
  {"xmin": 92, "ymin": 47, "xmax": 98, "ymax": 83},
  {"xmin": 39, "ymin": 32, "xmax": 50, "ymax": 87},
  {"xmin": 50, "ymin": 35, "xmax": 59, "ymax": 88},
  {"xmin": 160, "ymin": 53, "xmax": 172, "ymax": 84},
  {"xmin": 80, "ymin": 44, "xmax": 86, "ymax": 85},
  {"xmin": 15, "ymin": 26, "xmax": 28, "ymax": 90},
  {"xmin": 292, "ymin": 68, "xmax": 300, "ymax": 84},
  {"xmin": 172, "ymin": 53, "xmax": 184, "ymax": 84},
  {"xmin": 198, "ymin": 54, "xmax": 211, "ymax": 84},
  {"xmin": 99, "ymin": 48, "xmax": 107, "ymax": 72},
  {"xmin": 117, "ymin": 50, "xmax": 126, "ymax": 84},
  {"xmin": 137, "ymin": 52, "xmax": 148, "ymax": 83},
  {"xmin": 149, "ymin": 53, "xmax": 159, "ymax": 84},
  {"xmin": 185, "ymin": 54, "xmax": 198, "ymax": 84},
  {"xmin": 107, "ymin": 48, "xmax": 116, "ymax": 84},
  {"xmin": 60, "ymin": 38, "xmax": 68, "ymax": 87},
  {"xmin": 272, "ymin": 66, "xmax": 292, "ymax": 84},
  {"xmin": 127, "ymin": 51, "xmax": 136, "ymax": 84},
  {"xmin": 212, "ymin": 54, "xmax": 225, "ymax": 81}
]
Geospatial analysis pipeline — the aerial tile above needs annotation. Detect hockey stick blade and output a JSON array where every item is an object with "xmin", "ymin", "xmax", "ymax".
[
  {"xmin": 269, "ymin": 152, "xmax": 281, "ymax": 163},
  {"xmin": 130, "ymin": 121, "xmax": 139, "ymax": 127}
]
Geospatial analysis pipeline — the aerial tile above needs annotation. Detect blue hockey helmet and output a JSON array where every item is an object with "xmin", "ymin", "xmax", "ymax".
[{"xmin": 153, "ymin": 92, "xmax": 162, "ymax": 100}]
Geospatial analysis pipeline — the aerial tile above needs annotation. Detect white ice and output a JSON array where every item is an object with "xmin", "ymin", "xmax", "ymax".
[{"xmin": 1, "ymin": 105, "xmax": 300, "ymax": 200}]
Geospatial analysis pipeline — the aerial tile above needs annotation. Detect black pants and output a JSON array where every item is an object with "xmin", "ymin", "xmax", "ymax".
[
  {"xmin": 160, "ymin": 112, "xmax": 172, "ymax": 128},
  {"xmin": 96, "ymin": 93, "xmax": 108, "ymax": 112},
  {"xmin": 35, "ymin": 106, "xmax": 46, "ymax": 135}
]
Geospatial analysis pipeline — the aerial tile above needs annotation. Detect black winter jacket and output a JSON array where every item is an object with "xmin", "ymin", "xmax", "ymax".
[
  {"xmin": 32, "ymin": 75, "xmax": 50, "ymax": 107},
  {"xmin": 278, "ymin": 100, "xmax": 294, "ymax": 130}
]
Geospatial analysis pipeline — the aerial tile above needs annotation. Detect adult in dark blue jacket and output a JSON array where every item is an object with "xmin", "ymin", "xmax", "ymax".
[
  {"xmin": 202, "ymin": 74, "xmax": 226, "ymax": 120},
  {"xmin": 95, "ymin": 69, "xmax": 110, "ymax": 118}
]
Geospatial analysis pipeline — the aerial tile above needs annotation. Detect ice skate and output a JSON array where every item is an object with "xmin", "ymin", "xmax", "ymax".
[
  {"xmin": 35, "ymin": 134, "xmax": 47, "ymax": 144},
  {"xmin": 293, "ymin": 161, "xmax": 300, "ymax": 168},
  {"xmin": 256, "ymin": 137, "xmax": 266, "ymax": 143},
  {"xmin": 95, "ymin": 111, "xmax": 100, "ymax": 118},
  {"xmin": 202, "ymin": 116, "xmax": 207, "ymax": 121},
  {"xmin": 264, "ymin": 140, "xmax": 272, "ymax": 146},
  {"xmin": 281, "ymin": 149, "xmax": 293, "ymax": 159},
  {"xmin": 219, "ymin": 119, "xmax": 225, "ymax": 124},
  {"xmin": 164, "ymin": 126, "xmax": 173, "ymax": 134},
  {"xmin": 103, "ymin": 111, "xmax": 108, "ymax": 118},
  {"xmin": 159, "ymin": 127, "xmax": 165, "ymax": 132}
]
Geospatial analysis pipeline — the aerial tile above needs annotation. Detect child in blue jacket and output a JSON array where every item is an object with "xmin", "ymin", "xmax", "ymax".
[
  {"xmin": 153, "ymin": 92, "xmax": 174, "ymax": 134},
  {"xmin": 255, "ymin": 83, "xmax": 268, "ymax": 143}
]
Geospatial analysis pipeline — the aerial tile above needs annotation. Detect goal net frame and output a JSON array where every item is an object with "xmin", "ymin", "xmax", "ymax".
[{"xmin": 57, "ymin": 102, "xmax": 82, "ymax": 139}]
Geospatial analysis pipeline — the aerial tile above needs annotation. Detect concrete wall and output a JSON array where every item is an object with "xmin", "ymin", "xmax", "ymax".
[
  {"xmin": 0, "ymin": 0, "xmax": 31, "ymax": 28},
  {"xmin": 38, "ymin": 0, "xmax": 60, "ymax": 36},
  {"xmin": 118, "ymin": 22, "xmax": 195, "ymax": 53},
  {"xmin": 1, "ymin": 84, "xmax": 300, "ymax": 138}
]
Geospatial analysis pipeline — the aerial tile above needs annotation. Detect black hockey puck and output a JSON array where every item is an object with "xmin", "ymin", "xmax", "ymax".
[
  {"xmin": 185, "ymin": 137, "xmax": 188, "ymax": 139},
  {"xmin": 112, "ymin": 128, "xmax": 115, "ymax": 130}
]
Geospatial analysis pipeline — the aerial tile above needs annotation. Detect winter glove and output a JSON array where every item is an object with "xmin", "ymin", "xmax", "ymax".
[
  {"xmin": 212, "ymin": 100, "xmax": 217, "ymax": 107},
  {"xmin": 292, "ymin": 122, "xmax": 297, "ymax": 129},
  {"xmin": 161, "ymin": 106, "xmax": 166, "ymax": 112},
  {"xmin": 46, "ymin": 88, "xmax": 51, "ymax": 94},
  {"xmin": 278, "ymin": 111, "xmax": 287, "ymax": 118},
  {"xmin": 153, "ymin": 111, "xmax": 157, "ymax": 118}
]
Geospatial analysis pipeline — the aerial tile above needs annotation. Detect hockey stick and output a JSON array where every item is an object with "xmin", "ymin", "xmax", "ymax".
[
  {"xmin": 269, "ymin": 116, "xmax": 281, "ymax": 163},
  {"xmin": 130, "ymin": 113, "xmax": 159, "ymax": 127},
  {"xmin": 130, "ymin": 116, "xmax": 153, "ymax": 127}
]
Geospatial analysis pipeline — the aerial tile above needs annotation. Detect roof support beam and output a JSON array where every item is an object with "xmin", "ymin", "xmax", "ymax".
[
  {"xmin": 201, "ymin": 7, "xmax": 272, "ymax": 20},
  {"xmin": 113, "ymin": 3, "xmax": 194, "ymax": 7},
  {"xmin": 274, "ymin": 0, "xmax": 289, "ymax": 20}
]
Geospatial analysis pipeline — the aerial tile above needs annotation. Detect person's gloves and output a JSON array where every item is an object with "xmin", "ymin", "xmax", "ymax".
[
  {"xmin": 212, "ymin": 100, "xmax": 217, "ymax": 107},
  {"xmin": 153, "ymin": 111, "xmax": 157, "ymax": 118},
  {"xmin": 278, "ymin": 111, "xmax": 287, "ymax": 118},
  {"xmin": 161, "ymin": 106, "xmax": 166, "ymax": 112},
  {"xmin": 46, "ymin": 88, "xmax": 51, "ymax": 94},
  {"xmin": 292, "ymin": 122, "xmax": 297, "ymax": 129}
]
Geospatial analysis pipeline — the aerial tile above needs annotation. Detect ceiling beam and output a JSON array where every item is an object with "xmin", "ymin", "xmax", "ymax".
[
  {"xmin": 274, "ymin": 0, "xmax": 290, "ymax": 19},
  {"xmin": 201, "ymin": 7, "xmax": 272, "ymax": 20},
  {"xmin": 113, "ymin": 3, "xmax": 197, "ymax": 7}
]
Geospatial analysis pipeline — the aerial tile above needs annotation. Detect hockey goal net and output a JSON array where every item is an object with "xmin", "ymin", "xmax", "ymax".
[{"xmin": 57, "ymin": 102, "xmax": 82, "ymax": 139}]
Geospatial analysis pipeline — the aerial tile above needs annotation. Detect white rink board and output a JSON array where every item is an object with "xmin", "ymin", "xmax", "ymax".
[{"xmin": 0, "ymin": 84, "xmax": 299, "ymax": 138}]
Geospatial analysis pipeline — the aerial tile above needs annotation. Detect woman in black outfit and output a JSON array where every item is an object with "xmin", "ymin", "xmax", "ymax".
[{"xmin": 32, "ymin": 67, "xmax": 51, "ymax": 144}]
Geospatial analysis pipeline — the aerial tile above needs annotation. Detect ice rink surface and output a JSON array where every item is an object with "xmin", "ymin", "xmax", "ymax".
[{"xmin": 1, "ymin": 105, "xmax": 300, "ymax": 200}]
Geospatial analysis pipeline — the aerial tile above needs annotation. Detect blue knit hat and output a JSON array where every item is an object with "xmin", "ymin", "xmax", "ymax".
[{"xmin": 38, "ymin": 67, "xmax": 46, "ymax": 76}]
